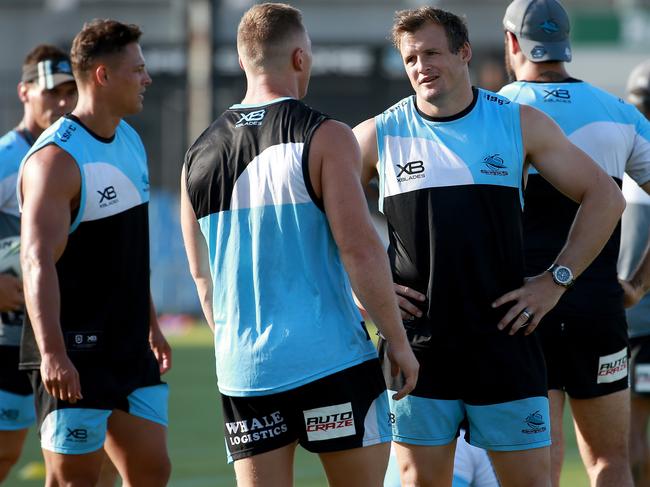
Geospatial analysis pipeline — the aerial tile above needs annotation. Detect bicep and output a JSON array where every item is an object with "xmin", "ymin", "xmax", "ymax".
[
  {"xmin": 20, "ymin": 148, "xmax": 79, "ymax": 263},
  {"xmin": 180, "ymin": 166, "xmax": 207, "ymax": 278},
  {"xmin": 319, "ymin": 122, "xmax": 376, "ymax": 252},
  {"xmin": 352, "ymin": 118, "xmax": 379, "ymax": 187}
]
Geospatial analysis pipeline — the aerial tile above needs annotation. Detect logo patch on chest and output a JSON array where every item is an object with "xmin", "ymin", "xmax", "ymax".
[
  {"xmin": 480, "ymin": 154, "xmax": 509, "ymax": 176},
  {"xmin": 396, "ymin": 160, "xmax": 425, "ymax": 182}
]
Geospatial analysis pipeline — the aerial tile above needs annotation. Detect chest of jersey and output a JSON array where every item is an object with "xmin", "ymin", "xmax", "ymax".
[{"xmin": 377, "ymin": 93, "xmax": 524, "ymax": 207}]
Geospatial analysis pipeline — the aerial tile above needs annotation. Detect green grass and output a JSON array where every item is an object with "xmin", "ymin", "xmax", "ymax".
[{"xmin": 5, "ymin": 324, "xmax": 590, "ymax": 486}]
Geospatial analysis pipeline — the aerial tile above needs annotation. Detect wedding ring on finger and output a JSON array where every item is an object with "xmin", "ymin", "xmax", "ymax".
[{"xmin": 520, "ymin": 308, "xmax": 533, "ymax": 326}]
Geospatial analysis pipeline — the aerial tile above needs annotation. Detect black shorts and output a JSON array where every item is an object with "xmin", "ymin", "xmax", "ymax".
[
  {"xmin": 0, "ymin": 345, "xmax": 32, "ymax": 395},
  {"xmin": 29, "ymin": 350, "xmax": 164, "ymax": 437},
  {"xmin": 630, "ymin": 335, "xmax": 650, "ymax": 396},
  {"xmin": 378, "ymin": 329, "xmax": 547, "ymax": 404},
  {"xmin": 220, "ymin": 359, "xmax": 391, "ymax": 463},
  {"xmin": 538, "ymin": 310, "xmax": 629, "ymax": 399}
]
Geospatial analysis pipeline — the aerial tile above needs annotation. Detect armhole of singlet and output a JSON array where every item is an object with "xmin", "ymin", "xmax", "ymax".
[
  {"xmin": 512, "ymin": 103, "xmax": 525, "ymax": 209},
  {"xmin": 18, "ymin": 137, "xmax": 85, "ymax": 233},
  {"xmin": 61, "ymin": 146, "xmax": 85, "ymax": 234},
  {"xmin": 301, "ymin": 115, "xmax": 329, "ymax": 213},
  {"xmin": 17, "ymin": 141, "xmax": 56, "ymax": 210},
  {"xmin": 375, "ymin": 114, "xmax": 385, "ymax": 214}
]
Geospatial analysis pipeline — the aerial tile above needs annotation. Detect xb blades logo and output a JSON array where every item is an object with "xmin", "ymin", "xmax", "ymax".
[
  {"xmin": 235, "ymin": 109, "xmax": 266, "ymax": 127},
  {"xmin": 482, "ymin": 154, "xmax": 506, "ymax": 170},
  {"xmin": 66, "ymin": 428, "xmax": 88, "ymax": 441},
  {"xmin": 543, "ymin": 89, "xmax": 571, "ymax": 102},
  {"xmin": 396, "ymin": 160, "xmax": 424, "ymax": 177},
  {"xmin": 540, "ymin": 20, "xmax": 559, "ymax": 34},
  {"xmin": 97, "ymin": 186, "xmax": 117, "ymax": 203}
]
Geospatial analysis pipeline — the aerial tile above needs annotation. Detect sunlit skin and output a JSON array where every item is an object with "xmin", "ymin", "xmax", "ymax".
[
  {"xmin": 72, "ymin": 42, "xmax": 152, "ymax": 139},
  {"xmin": 102, "ymin": 42, "xmax": 152, "ymax": 116},
  {"xmin": 18, "ymin": 81, "xmax": 77, "ymax": 137},
  {"xmin": 398, "ymin": 22, "xmax": 474, "ymax": 118},
  {"xmin": 296, "ymin": 31, "xmax": 312, "ymax": 99}
]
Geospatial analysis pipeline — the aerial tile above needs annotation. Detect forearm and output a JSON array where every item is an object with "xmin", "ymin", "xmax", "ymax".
[
  {"xmin": 340, "ymin": 238, "xmax": 407, "ymax": 344},
  {"xmin": 193, "ymin": 275, "xmax": 215, "ymax": 332},
  {"xmin": 553, "ymin": 182, "xmax": 625, "ymax": 277},
  {"xmin": 22, "ymin": 253, "xmax": 65, "ymax": 356}
]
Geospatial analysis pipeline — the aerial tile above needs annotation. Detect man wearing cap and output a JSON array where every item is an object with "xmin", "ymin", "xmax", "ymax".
[
  {"xmin": 0, "ymin": 43, "xmax": 77, "ymax": 482},
  {"xmin": 618, "ymin": 59, "xmax": 650, "ymax": 487},
  {"xmin": 500, "ymin": 1, "xmax": 650, "ymax": 486},
  {"xmin": 354, "ymin": 5, "xmax": 625, "ymax": 487}
]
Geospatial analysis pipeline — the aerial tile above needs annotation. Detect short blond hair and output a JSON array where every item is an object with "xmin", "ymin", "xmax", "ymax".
[{"xmin": 237, "ymin": 3, "xmax": 305, "ymax": 68}]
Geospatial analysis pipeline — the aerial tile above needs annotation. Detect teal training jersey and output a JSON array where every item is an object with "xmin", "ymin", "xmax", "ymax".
[
  {"xmin": 18, "ymin": 115, "xmax": 152, "ymax": 368},
  {"xmin": 375, "ymin": 88, "xmax": 526, "ymax": 344},
  {"xmin": 0, "ymin": 129, "xmax": 29, "ymax": 346},
  {"xmin": 185, "ymin": 98, "xmax": 377, "ymax": 397},
  {"xmin": 500, "ymin": 79, "xmax": 650, "ymax": 316}
]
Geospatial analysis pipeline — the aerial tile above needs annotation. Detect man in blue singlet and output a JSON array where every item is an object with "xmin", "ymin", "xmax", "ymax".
[
  {"xmin": 18, "ymin": 20, "xmax": 171, "ymax": 486},
  {"xmin": 618, "ymin": 59, "xmax": 650, "ymax": 486},
  {"xmin": 181, "ymin": 3, "xmax": 419, "ymax": 486},
  {"xmin": 499, "ymin": 1, "xmax": 650, "ymax": 486},
  {"xmin": 0, "ymin": 43, "xmax": 77, "ymax": 483},
  {"xmin": 354, "ymin": 5, "xmax": 625, "ymax": 487}
]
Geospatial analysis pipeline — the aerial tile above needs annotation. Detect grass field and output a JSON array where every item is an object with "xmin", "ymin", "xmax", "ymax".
[{"xmin": 6, "ymin": 324, "xmax": 591, "ymax": 486}]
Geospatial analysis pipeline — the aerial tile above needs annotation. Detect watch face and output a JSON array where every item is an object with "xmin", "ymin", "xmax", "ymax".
[{"xmin": 555, "ymin": 267, "xmax": 571, "ymax": 283}]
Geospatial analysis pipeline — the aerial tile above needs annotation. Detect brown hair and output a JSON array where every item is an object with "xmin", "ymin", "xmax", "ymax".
[
  {"xmin": 71, "ymin": 19, "xmax": 142, "ymax": 77},
  {"xmin": 23, "ymin": 44, "xmax": 70, "ymax": 71},
  {"xmin": 237, "ymin": 3, "xmax": 305, "ymax": 68},
  {"xmin": 391, "ymin": 7, "xmax": 469, "ymax": 53}
]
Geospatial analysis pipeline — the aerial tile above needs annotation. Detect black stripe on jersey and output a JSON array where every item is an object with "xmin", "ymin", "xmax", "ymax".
[
  {"xmin": 415, "ymin": 87, "xmax": 479, "ymax": 123},
  {"xmin": 65, "ymin": 114, "xmax": 115, "ymax": 143},
  {"xmin": 185, "ymin": 99, "xmax": 329, "ymax": 220},
  {"xmin": 383, "ymin": 184, "xmax": 525, "ymax": 342},
  {"xmin": 301, "ymin": 118, "xmax": 326, "ymax": 212}
]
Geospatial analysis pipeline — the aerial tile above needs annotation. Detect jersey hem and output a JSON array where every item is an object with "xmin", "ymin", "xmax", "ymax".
[{"xmin": 217, "ymin": 352, "xmax": 378, "ymax": 397}]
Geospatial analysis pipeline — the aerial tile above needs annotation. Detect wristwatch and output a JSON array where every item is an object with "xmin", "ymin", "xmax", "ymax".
[{"xmin": 547, "ymin": 264, "xmax": 574, "ymax": 288}]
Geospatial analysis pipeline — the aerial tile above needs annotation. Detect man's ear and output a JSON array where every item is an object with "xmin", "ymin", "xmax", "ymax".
[
  {"xmin": 459, "ymin": 41, "xmax": 472, "ymax": 64},
  {"xmin": 17, "ymin": 82, "xmax": 29, "ymax": 103},
  {"xmin": 506, "ymin": 31, "xmax": 521, "ymax": 56},
  {"xmin": 292, "ymin": 47, "xmax": 304, "ymax": 72},
  {"xmin": 94, "ymin": 65, "xmax": 109, "ymax": 86}
]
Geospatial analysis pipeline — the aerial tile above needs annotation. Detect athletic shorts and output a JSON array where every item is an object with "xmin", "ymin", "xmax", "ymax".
[
  {"xmin": 29, "ymin": 351, "xmax": 167, "ymax": 454},
  {"xmin": 538, "ymin": 310, "xmax": 629, "ymax": 399},
  {"xmin": 221, "ymin": 358, "xmax": 391, "ymax": 463},
  {"xmin": 630, "ymin": 335, "xmax": 650, "ymax": 396},
  {"xmin": 0, "ymin": 346, "xmax": 35, "ymax": 430},
  {"xmin": 378, "ymin": 331, "xmax": 550, "ymax": 452}
]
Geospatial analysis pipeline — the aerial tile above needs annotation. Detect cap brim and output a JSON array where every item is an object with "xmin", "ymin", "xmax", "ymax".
[
  {"xmin": 518, "ymin": 36, "xmax": 572, "ymax": 63},
  {"xmin": 36, "ymin": 72, "xmax": 76, "ymax": 89}
]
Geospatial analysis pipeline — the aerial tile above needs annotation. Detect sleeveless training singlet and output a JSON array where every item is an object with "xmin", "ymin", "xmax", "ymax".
[
  {"xmin": 18, "ymin": 114, "xmax": 152, "ymax": 368},
  {"xmin": 184, "ymin": 98, "xmax": 377, "ymax": 397},
  {"xmin": 0, "ymin": 129, "xmax": 29, "ymax": 347},
  {"xmin": 499, "ymin": 79, "xmax": 650, "ymax": 316},
  {"xmin": 376, "ymin": 87, "xmax": 526, "ymax": 345}
]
